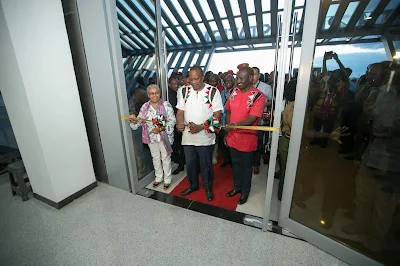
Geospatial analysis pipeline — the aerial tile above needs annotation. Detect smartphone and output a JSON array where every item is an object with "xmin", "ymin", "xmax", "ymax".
[{"xmin": 326, "ymin": 51, "xmax": 333, "ymax": 60}]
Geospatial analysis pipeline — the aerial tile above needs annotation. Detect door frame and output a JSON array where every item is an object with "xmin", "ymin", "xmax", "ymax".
[
  {"xmin": 276, "ymin": 0, "xmax": 380, "ymax": 265},
  {"xmin": 103, "ymin": 0, "xmax": 155, "ymax": 193}
]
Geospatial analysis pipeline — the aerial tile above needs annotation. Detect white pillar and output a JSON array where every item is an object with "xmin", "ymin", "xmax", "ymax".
[{"xmin": 0, "ymin": 0, "xmax": 96, "ymax": 207}]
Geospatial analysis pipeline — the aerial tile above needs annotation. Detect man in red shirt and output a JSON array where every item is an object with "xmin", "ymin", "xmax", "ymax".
[{"xmin": 223, "ymin": 67, "xmax": 265, "ymax": 204}]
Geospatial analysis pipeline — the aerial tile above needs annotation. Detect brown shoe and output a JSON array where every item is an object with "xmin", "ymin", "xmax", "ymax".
[{"xmin": 253, "ymin": 167, "xmax": 260, "ymax": 175}]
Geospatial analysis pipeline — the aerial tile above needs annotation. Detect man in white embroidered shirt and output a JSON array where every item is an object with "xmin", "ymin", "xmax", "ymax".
[{"xmin": 176, "ymin": 66, "xmax": 223, "ymax": 201}]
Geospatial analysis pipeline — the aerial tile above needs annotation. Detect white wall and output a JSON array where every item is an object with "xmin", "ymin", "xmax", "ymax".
[
  {"xmin": 0, "ymin": 0, "xmax": 96, "ymax": 202},
  {"xmin": 76, "ymin": 0, "xmax": 132, "ymax": 191}
]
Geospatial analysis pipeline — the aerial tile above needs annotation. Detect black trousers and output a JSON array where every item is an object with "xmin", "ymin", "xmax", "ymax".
[
  {"xmin": 219, "ymin": 129, "xmax": 231, "ymax": 163},
  {"xmin": 230, "ymin": 147, "xmax": 253, "ymax": 195},
  {"xmin": 172, "ymin": 129, "xmax": 185, "ymax": 168},
  {"xmin": 183, "ymin": 145, "xmax": 214, "ymax": 191}
]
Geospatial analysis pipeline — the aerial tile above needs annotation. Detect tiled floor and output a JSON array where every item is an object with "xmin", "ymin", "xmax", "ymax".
[
  {"xmin": 147, "ymin": 161, "xmax": 280, "ymax": 221},
  {"xmin": 0, "ymin": 174, "xmax": 347, "ymax": 266}
]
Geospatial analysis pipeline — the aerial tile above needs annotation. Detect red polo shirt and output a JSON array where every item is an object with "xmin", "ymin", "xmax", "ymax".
[{"xmin": 225, "ymin": 87, "xmax": 265, "ymax": 152}]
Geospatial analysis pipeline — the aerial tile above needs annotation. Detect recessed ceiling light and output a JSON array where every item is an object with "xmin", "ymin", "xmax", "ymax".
[{"xmin": 365, "ymin": 16, "xmax": 372, "ymax": 20}]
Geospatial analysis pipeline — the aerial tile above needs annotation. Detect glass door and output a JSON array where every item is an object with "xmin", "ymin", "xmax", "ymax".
[
  {"xmin": 276, "ymin": 0, "xmax": 400, "ymax": 265},
  {"xmin": 115, "ymin": 0, "xmax": 167, "ymax": 192}
]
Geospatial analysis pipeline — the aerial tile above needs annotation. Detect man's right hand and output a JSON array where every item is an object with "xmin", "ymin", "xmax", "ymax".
[{"xmin": 177, "ymin": 123, "xmax": 185, "ymax": 132}]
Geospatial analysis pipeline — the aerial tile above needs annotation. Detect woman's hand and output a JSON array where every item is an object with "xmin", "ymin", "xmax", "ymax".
[
  {"xmin": 129, "ymin": 114, "xmax": 137, "ymax": 124},
  {"xmin": 151, "ymin": 127, "xmax": 162, "ymax": 134}
]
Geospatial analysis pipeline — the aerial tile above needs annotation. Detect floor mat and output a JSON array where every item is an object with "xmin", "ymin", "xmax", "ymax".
[{"xmin": 170, "ymin": 159, "xmax": 240, "ymax": 211}]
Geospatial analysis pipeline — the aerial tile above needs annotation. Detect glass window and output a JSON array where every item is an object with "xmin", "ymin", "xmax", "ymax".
[
  {"xmin": 253, "ymin": 43, "xmax": 273, "ymax": 48},
  {"xmin": 166, "ymin": 52, "xmax": 173, "ymax": 63},
  {"xmin": 356, "ymin": 0, "xmax": 380, "ymax": 27},
  {"xmin": 135, "ymin": 2, "xmax": 156, "ymax": 28},
  {"xmin": 197, "ymin": 23, "xmax": 210, "ymax": 42},
  {"xmin": 191, "ymin": 52, "xmax": 200, "ymax": 66},
  {"xmin": 215, "ymin": 0, "xmax": 227, "ymax": 18},
  {"xmin": 171, "ymin": 0, "xmax": 190, "ymax": 24},
  {"xmin": 170, "ymin": 52, "xmax": 182, "ymax": 68},
  {"xmin": 186, "ymin": 0, "xmax": 202, "ymax": 22},
  {"xmin": 121, "ymin": 35, "xmax": 140, "ymax": 50},
  {"xmin": 139, "ymin": 32, "xmax": 153, "ymax": 46},
  {"xmin": 161, "ymin": 1, "xmax": 179, "ymax": 25},
  {"xmin": 230, "ymin": 0, "xmax": 241, "ymax": 16},
  {"xmin": 132, "ymin": 34, "xmax": 149, "ymax": 49},
  {"xmin": 235, "ymin": 17, "xmax": 244, "ymax": 39},
  {"xmin": 263, "ymin": 13, "xmax": 271, "ymax": 36},
  {"xmin": 295, "ymin": 0, "xmax": 306, "ymax": 7},
  {"xmin": 293, "ymin": 9, "xmax": 303, "ymax": 33},
  {"xmin": 166, "ymin": 28, "xmax": 182, "ymax": 45},
  {"xmin": 120, "ymin": 1, "xmax": 149, "ymax": 30},
  {"xmin": 120, "ymin": 39, "xmax": 133, "ymax": 50},
  {"xmin": 361, "ymin": 35, "xmax": 381, "ymax": 40},
  {"xmin": 247, "ymin": 0, "xmax": 255, "ymax": 14},
  {"xmin": 209, "ymin": 21, "xmax": 221, "ymax": 41},
  {"xmin": 376, "ymin": 0, "xmax": 400, "ymax": 25},
  {"xmin": 248, "ymin": 15, "xmax": 257, "ymax": 38},
  {"xmin": 180, "ymin": 52, "xmax": 191, "ymax": 68},
  {"xmin": 117, "ymin": 10, "xmax": 140, "ymax": 32},
  {"xmin": 339, "ymin": 1, "xmax": 360, "ymax": 29},
  {"xmin": 232, "ymin": 45, "xmax": 250, "ymax": 49},
  {"xmin": 161, "ymin": 17, "xmax": 168, "ymax": 27},
  {"xmin": 322, "ymin": 4, "xmax": 339, "ymax": 30},
  {"xmin": 262, "ymin": 0, "xmax": 270, "ymax": 12},
  {"xmin": 201, "ymin": 52, "xmax": 209, "ymax": 66},
  {"xmin": 278, "ymin": 0, "xmax": 285, "ymax": 10},
  {"xmin": 330, "ymin": 37, "xmax": 349, "ymax": 42},
  {"xmin": 222, "ymin": 19, "xmax": 233, "ymax": 40},
  {"xmin": 187, "ymin": 25, "xmax": 201, "ymax": 43},
  {"xmin": 200, "ymin": 1, "xmax": 214, "ymax": 20},
  {"xmin": 176, "ymin": 26, "xmax": 190, "ymax": 44}
]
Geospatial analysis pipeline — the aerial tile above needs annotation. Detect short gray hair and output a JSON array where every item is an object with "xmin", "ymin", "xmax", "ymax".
[{"xmin": 146, "ymin": 84, "xmax": 160, "ymax": 94}]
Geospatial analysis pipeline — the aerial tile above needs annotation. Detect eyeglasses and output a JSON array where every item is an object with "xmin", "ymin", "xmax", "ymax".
[{"xmin": 148, "ymin": 92, "xmax": 160, "ymax": 96}]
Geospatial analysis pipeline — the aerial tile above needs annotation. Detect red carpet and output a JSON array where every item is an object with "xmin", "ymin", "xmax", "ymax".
[{"xmin": 170, "ymin": 157, "xmax": 240, "ymax": 211}]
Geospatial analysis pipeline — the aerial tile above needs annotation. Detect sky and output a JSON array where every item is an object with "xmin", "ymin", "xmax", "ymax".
[{"xmin": 208, "ymin": 43, "xmax": 392, "ymax": 78}]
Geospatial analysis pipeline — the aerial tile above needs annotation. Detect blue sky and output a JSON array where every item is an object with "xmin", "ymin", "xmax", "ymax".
[{"xmin": 208, "ymin": 43, "xmax": 393, "ymax": 78}]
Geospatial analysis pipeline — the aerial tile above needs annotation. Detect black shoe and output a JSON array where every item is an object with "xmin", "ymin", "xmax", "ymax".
[
  {"xmin": 238, "ymin": 194, "xmax": 248, "ymax": 205},
  {"xmin": 226, "ymin": 189, "xmax": 241, "ymax": 197},
  {"xmin": 181, "ymin": 187, "xmax": 199, "ymax": 196},
  {"xmin": 172, "ymin": 166, "xmax": 184, "ymax": 175},
  {"xmin": 206, "ymin": 190, "xmax": 214, "ymax": 201},
  {"xmin": 220, "ymin": 162, "xmax": 231, "ymax": 168}
]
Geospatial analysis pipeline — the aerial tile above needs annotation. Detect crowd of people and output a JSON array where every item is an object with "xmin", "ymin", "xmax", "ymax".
[
  {"xmin": 288, "ymin": 51, "xmax": 400, "ymax": 257},
  {"xmin": 126, "ymin": 54, "xmax": 400, "ymax": 254},
  {"xmin": 128, "ymin": 64, "xmax": 274, "ymax": 205}
]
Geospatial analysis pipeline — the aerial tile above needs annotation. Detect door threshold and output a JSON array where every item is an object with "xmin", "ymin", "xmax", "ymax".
[{"xmin": 137, "ymin": 187, "xmax": 303, "ymax": 242}]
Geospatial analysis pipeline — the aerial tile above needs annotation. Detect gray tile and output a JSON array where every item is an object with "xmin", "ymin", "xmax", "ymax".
[{"xmin": 0, "ymin": 176, "xmax": 348, "ymax": 266}]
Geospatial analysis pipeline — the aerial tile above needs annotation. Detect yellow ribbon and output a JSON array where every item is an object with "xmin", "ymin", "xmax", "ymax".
[
  {"xmin": 120, "ymin": 116, "xmax": 151, "ymax": 123},
  {"xmin": 121, "ymin": 116, "xmax": 279, "ymax": 132},
  {"xmin": 224, "ymin": 125, "xmax": 279, "ymax": 132}
]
